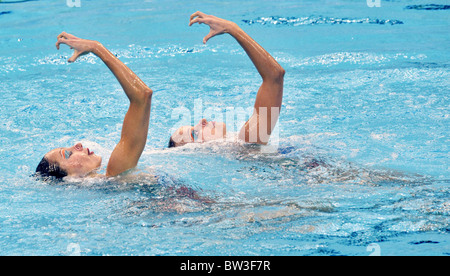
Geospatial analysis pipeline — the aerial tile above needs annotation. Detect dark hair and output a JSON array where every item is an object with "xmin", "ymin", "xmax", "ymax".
[
  {"xmin": 35, "ymin": 157, "xmax": 68, "ymax": 180},
  {"xmin": 168, "ymin": 137, "xmax": 176, "ymax": 148}
]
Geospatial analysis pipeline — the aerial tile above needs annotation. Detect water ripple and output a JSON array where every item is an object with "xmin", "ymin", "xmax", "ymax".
[
  {"xmin": 405, "ymin": 4, "xmax": 450, "ymax": 10},
  {"xmin": 242, "ymin": 16, "xmax": 404, "ymax": 26},
  {"xmin": 0, "ymin": 0, "xmax": 38, "ymax": 4}
]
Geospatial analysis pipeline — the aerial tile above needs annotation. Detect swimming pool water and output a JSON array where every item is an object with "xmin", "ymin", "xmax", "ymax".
[{"xmin": 0, "ymin": 0, "xmax": 448, "ymax": 256}]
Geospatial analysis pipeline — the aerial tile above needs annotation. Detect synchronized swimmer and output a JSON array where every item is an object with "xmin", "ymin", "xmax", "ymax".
[{"xmin": 35, "ymin": 12, "xmax": 285, "ymax": 180}]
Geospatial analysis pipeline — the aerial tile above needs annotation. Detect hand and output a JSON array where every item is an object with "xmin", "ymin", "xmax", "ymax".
[
  {"xmin": 56, "ymin": 32, "xmax": 96, "ymax": 63},
  {"xmin": 189, "ymin": 11, "xmax": 236, "ymax": 44}
]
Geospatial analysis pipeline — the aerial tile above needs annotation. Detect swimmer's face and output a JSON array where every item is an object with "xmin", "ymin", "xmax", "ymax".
[
  {"xmin": 170, "ymin": 119, "xmax": 227, "ymax": 147},
  {"xmin": 45, "ymin": 143, "xmax": 102, "ymax": 177}
]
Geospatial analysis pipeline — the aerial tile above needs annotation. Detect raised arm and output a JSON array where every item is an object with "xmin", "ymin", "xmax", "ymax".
[
  {"xmin": 56, "ymin": 32, "xmax": 153, "ymax": 177},
  {"xmin": 189, "ymin": 12, "xmax": 285, "ymax": 144}
]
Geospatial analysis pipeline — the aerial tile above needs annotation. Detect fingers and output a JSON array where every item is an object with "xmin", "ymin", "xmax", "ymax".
[
  {"xmin": 189, "ymin": 12, "xmax": 222, "ymax": 44},
  {"xmin": 68, "ymin": 50, "xmax": 82, "ymax": 63},
  {"xmin": 57, "ymin": 32, "xmax": 68, "ymax": 40},
  {"xmin": 56, "ymin": 32, "xmax": 70, "ymax": 50},
  {"xmin": 189, "ymin": 11, "xmax": 207, "ymax": 26},
  {"xmin": 68, "ymin": 51, "xmax": 78, "ymax": 63},
  {"xmin": 56, "ymin": 37, "xmax": 68, "ymax": 50},
  {"xmin": 189, "ymin": 17, "xmax": 202, "ymax": 26},
  {"xmin": 58, "ymin": 32, "xmax": 76, "ymax": 40},
  {"xmin": 203, "ymin": 33, "xmax": 212, "ymax": 44},
  {"xmin": 55, "ymin": 32, "xmax": 82, "ymax": 62},
  {"xmin": 190, "ymin": 11, "xmax": 205, "ymax": 22},
  {"xmin": 68, "ymin": 53, "xmax": 78, "ymax": 63},
  {"xmin": 55, "ymin": 32, "xmax": 77, "ymax": 49},
  {"xmin": 189, "ymin": 11, "xmax": 212, "ymax": 44}
]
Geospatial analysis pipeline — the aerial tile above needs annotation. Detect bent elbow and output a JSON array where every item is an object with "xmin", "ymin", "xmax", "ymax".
[
  {"xmin": 141, "ymin": 87, "xmax": 153, "ymax": 102},
  {"xmin": 265, "ymin": 66, "xmax": 285, "ymax": 82},
  {"xmin": 144, "ymin": 87, "xmax": 153, "ymax": 98},
  {"xmin": 132, "ymin": 87, "xmax": 153, "ymax": 106},
  {"xmin": 278, "ymin": 67, "xmax": 286, "ymax": 80}
]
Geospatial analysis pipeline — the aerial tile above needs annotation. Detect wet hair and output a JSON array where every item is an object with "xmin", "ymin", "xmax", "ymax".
[
  {"xmin": 168, "ymin": 137, "xmax": 176, "ymax": 148},
  {"xmin": 35, "ymin": 157, "xmax": 68, "ymax": 180}
]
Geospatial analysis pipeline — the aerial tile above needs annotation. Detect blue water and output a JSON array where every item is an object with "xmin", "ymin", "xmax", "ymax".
[{"xmin": 0, "ymin": 0, "xmax": 449, "ymax": 256}]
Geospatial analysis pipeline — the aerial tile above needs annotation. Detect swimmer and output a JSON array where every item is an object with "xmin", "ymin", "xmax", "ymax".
[
  {"xmin": 169, "ymin": 12, "xmax": 285, "ymax": 147},
  {"xmin": 36, "ymin": 32, "xmax": 153, "ymax": 179}
]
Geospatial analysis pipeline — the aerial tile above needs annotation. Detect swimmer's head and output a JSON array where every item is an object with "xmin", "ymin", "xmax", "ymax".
[
  {"xmin": 36, "ymin": 143, "xmax": 102, "ymax": 179},
  {"xmin": 169, "ymin": 118, "xmax": 227, "ymax": 147}
]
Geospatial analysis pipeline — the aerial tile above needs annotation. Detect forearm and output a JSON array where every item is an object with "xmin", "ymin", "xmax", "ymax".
[
  {"xmin": 94, "ymin": 42, "xmax": 152, "ymax": 177},
  {"xmin": 189, "ymin": 12, "xmax": 284, "ymax": 144},
  {"xmin": 91, "ymin": 42, "xmax": 152, "ymax": 103},
  {"xmin": 227, "ymin": 23, "xmax": 285, "ymax": 81}
]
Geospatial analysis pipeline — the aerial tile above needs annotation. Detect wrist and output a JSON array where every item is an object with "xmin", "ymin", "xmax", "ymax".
[
  {"xmin": 226, "ymin": 22, "xmax": 241, "ymax": 36},
  {"xmin": 226, "ymin": 21, "xmax": 239, "ymax": 33},
  {"xmin": 90, "ymin": 40, "xmax": 103, "ymax": 55}
]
